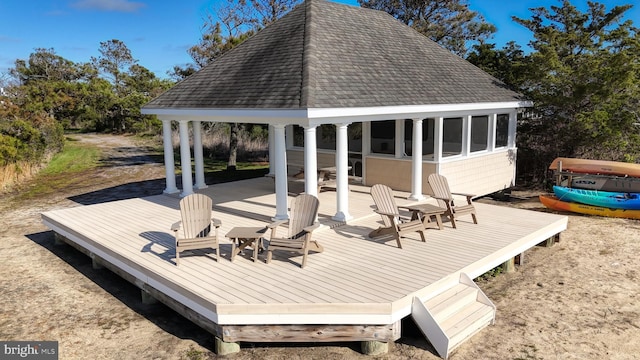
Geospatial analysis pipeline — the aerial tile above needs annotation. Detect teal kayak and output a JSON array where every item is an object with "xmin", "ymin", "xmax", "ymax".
[{"xmin": 553, "ymin": 186, "xmax": 640, "ymax": 210}]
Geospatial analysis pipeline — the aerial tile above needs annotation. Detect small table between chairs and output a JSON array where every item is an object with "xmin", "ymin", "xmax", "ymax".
[
  {"xmin": 403, "ymin": 203, "xmax": 447, "ymax": 230},
  {"xmin": 226, "ymin": 226, "xmax": 268, "ymax": 262}
]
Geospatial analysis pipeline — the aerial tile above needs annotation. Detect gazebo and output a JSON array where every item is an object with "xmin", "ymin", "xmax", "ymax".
[{"xmin": 142, "ymin": 0, "xmax": 529, "ymax": 222}]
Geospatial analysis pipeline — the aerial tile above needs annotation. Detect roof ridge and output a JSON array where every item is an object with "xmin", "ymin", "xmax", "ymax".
[{"xmin": 300, "ymin": 0, "xmax": 317, "ymax": 108}]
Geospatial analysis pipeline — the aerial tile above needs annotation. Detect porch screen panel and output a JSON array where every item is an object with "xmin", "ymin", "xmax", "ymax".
[
  {"xmin": 496, "ymin": 114, "xmax": 509, "ymax": 148},
  {"xmin": 442, "ymin": 117, "xmax": 463, "ymax": 157},
  {"xmin": 470, "ymin": 115, "xmax": 489, "ymax": 152},
  {"xmin": 370, "ymin": 120, "xmax": 395, "ymax": 155}
]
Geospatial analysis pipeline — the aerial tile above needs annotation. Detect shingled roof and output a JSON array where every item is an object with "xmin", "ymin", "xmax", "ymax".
[{"xmin": 144, "ymin": 0, "xmax": 521, "ymax": 110}]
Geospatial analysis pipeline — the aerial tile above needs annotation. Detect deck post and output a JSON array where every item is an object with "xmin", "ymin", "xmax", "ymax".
[
  {"xmin": 141, "ymin": 290, "xmax": 158, "ymax": 305},
  {"xmin": 54, "ymin": 233, "xmax": 66, "ymax": 246},
  {"xmin": 542, "ymin": 233, "xmax": 560, "ymax": 247},
  {"xmin": 91, "ymin": 257, "xmax": 104, "ymax": 270},
  {"xmin": 89, "ymin": 252, "xmax": 104, "ymax": 270},
  {"xmin": 502, "ymin": 257, "xmax": 516, "ymax": 273},
  {"xmin": 361, "ymin": 340, "xmax": 389, "ymax": 355},
  {"xmin": 215, "ymin": 336, "xmax": 240, "ymax": 355}
]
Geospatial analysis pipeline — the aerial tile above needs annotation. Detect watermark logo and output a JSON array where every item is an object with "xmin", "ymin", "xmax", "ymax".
[{"xmin": 1, "ymin": 341, "xmax": 58, "ymax": 359}]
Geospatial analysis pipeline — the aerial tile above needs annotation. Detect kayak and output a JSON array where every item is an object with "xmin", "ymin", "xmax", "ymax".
[
  {"xmin": 549, "ymin": 157, "xmax": 640, "ymax": 177},
  {"xmin": 553, "ymin": 186, "xmax": 640, "ymax": 210},
  {"xmin": 539, "ymin": 194, "xmax": 640, "ymax": 219},
  {"xmin": 571, "ymin": 175, "xmax": 640, "ymax": 193}
]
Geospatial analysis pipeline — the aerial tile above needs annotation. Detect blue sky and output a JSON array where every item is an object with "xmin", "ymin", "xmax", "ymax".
[{"xmin": 1, "ymin": 0, "xmax": 637, "ymax": 79}]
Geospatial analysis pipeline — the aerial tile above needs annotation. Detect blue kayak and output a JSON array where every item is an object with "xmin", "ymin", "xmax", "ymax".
[{"xmin": 553, "ymin": 186, "xmax": 640, "ymax": 210}]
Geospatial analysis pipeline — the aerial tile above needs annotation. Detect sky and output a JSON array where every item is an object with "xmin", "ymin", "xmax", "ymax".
[{"xmin": 1, "ymin": 0, "xmax": 638, "ymax": 80}]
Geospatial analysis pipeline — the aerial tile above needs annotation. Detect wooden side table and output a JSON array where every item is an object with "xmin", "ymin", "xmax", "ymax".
[
  {"xmin": 226, "ymin": 226, "xmax": 267, "ymax": 262},
  {"xmin": 403, "ymin": 203, "xmax": 446, "ymax": 230}
]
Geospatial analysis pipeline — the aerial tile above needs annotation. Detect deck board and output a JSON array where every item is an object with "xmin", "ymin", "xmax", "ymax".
[{"xmin": 41, "ymin": 177, "xmax": 567, "ymax": 326}]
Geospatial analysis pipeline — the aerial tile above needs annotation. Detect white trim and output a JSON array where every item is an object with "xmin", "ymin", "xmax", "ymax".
[{"xmin": 142, "ymin": 101, "xmax": 532, "ymax": 125}]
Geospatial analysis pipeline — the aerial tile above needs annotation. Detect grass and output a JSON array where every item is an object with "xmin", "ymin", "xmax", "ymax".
[
  {"xmin": 40, "ymin": 138, "xmax": 100, "ymax": 175},
  {"xmin": 16, "ymin": 138, "xmax": 101, "ymax": 200}
]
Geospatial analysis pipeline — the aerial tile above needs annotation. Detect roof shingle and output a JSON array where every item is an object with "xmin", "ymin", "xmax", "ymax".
[{"xmin": 144, "ymin": 0, "xmax": 520, "ymax": 110}]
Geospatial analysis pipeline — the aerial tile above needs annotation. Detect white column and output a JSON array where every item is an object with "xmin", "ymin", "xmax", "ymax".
[
  {"xmin": 178, "ymin": 120, "xmax": 194, "ymax": 197},
  {"xmin": 304, "ymin": 126, "xmax": 318, "ymax": 197},
  {"xmin": 273, "ymin": 124, "xmax": 289, "ymax": 220},
  {"xmin": 192, "ymin": 120, "xmax": 207, "ymax": 189},
  {"xmin": 434, "ymin": 117, "xmax": 443, "ymax": 163},
  {"xmin": 463, "ymin": 115, "xmax": 471, "ymax": 156},
  {"xmin": 333, "ymin": 123, "xmax": 352, "ymax": 222},
  {"xmin": 409, "ymin": 118, "xmax": 425, "ymax": 201},
  {"xmin": 161, "ymin": 119, "xmax": 178, "ymax": 194},
  {"xmin": 268, "ymin": 124, "xmax": 275, "ymax": 175}
]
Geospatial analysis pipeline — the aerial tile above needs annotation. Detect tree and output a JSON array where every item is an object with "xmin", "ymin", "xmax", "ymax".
[
  {"xmin": 466, "ymin": 41, "xmax": 527, "ymax": 90},
  {"xmin": 92, "ymin": 39, "xmax": 137, "ymax": 95},
  {"xmin": 511, "ymin": 1, "xmax": 640, "ymax": 183},
  {"xmin": 358, "ymin": 0, "xmax": 496, "ymax": 57}
]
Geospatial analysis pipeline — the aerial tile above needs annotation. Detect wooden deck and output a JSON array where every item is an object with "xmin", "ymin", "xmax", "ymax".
[{"xmin": 41, "ymin": 177, "xmax": 567, "ymax": 345}]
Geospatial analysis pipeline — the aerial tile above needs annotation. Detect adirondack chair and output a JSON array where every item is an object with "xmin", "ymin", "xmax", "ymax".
[
  {"xmin": 171, "ymin": 194, "xmax": 222, "ymax": 265},
  {"xmin": 369, "ymin": 184, "xmax": 427, "ymax": 248},
  {"xmin": 266, "ymin": 193, "xmax": 322, "ymax": 268},
  {"xmin": 427, "ymin": 173, "xmax": 478, "ymax": 228}
]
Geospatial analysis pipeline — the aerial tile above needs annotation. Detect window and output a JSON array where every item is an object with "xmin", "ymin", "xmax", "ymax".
[
  {"xmin": 404, "ymin": 118, "xmax": 435, "ymax": 158},
  {"xmin": 496, "ymin": 114, "xmax": 509, "ymax": 148},
  {"xmin": 442, "ymin": 117, "xmax": 463, "ymax": 156},
  {"xmin": 470, "ymin": 115, "xmax": 488, "ymax": 152},
  {"xmin": 370, "ymin": 120, "xmax": 395, "ymax": 155}
]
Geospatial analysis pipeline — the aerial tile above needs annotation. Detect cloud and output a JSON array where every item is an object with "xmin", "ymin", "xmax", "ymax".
[{"xmin": 71, "ymin": 0, "xmax": 146, "ymax": 12}]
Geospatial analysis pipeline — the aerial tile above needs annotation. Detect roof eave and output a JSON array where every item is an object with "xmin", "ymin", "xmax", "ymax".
[{"xmin": 141, "ymin": 100, "xmax": 532, "ymax": 125}]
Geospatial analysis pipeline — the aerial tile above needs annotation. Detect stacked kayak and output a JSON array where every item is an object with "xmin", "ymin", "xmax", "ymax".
[
  {"xmin": 552, "ymin": 186, "xmax": 640, "ymax": 210},
  {"xmin": 542, "ymin": 157, "xmax": 640, "ymax": 219},
  {"xmin": 539, "ymin": 194, "xmax": 640, "ymax": 220}
]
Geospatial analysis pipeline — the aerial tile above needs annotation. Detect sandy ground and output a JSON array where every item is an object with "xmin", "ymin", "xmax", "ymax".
[{"xmin": 1, "ymin": 134, "xmax": 639, "ymax": 360}]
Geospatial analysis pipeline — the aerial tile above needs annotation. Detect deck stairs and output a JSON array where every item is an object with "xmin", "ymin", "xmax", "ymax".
[{"xmin": 411, "ymin": 273, "xmax": 496, "ymax": 359}]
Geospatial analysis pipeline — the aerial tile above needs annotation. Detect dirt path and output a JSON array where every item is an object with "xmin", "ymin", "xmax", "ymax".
[{"xmin": 1, "ymin": 134, "xmax": 639, "ymax": 359}]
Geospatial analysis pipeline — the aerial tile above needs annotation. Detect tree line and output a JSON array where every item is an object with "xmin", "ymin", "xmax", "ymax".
[{"xmin": 1, "ymin": 0, "xmax": 639, "ymax": 187}]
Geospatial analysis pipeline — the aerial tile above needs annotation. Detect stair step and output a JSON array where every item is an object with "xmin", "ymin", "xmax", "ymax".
[
  {"xmin": 441, "ymin": 301, "xmax": 494, "ymax": 349},
  {"xmin": 425, "ymin": 283, "xmax": 478, "ymax": 323}
]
